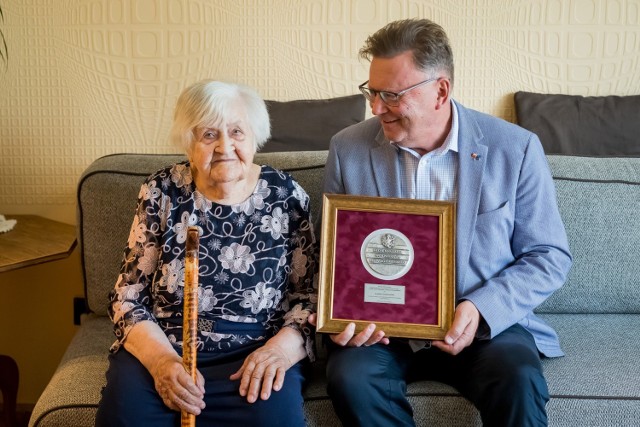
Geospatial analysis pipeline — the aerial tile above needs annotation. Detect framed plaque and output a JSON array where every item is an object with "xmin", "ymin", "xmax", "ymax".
[{"xmin": 317, "ymin": 194, "xmax": 456, "ymax": 340}]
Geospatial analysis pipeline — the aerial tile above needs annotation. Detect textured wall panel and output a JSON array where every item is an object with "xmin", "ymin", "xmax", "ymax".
[{"xmin": 0, "ymin": 0, "xmax": 639, "ymax": 214}]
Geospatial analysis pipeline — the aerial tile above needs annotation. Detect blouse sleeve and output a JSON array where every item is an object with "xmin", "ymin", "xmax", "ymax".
[
  {"xmin": 107, "ymin": 176, "xmax": 165, "ymax": 352},
  {"xmin": 281, "ymin": 179, "xmax": 318, "ymax": 361}
]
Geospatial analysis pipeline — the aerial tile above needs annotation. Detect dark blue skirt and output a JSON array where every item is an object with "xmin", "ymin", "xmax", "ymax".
[{"xmin": 96, "ymin": 322, "xmax": 307, "ymax": 427}]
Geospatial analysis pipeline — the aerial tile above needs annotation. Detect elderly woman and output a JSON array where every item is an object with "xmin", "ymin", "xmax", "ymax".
[{"xmin": 96, "ymin": 80, "xmax": 316, "ymax": 427}]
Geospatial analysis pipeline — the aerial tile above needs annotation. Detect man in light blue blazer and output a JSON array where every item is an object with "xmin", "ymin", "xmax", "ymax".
[{"xmin": 319, "ymin": 19, "xmax": 572, "ymax": 427}]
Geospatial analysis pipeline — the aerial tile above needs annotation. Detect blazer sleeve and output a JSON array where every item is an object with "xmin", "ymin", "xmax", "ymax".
[
  {"xmin": 323, "ymin": 135, "xmax": 346, "ymax": 195},
  {"xmin": 463, "ymin": 134, "xmax": 573, "ymax": 338}
]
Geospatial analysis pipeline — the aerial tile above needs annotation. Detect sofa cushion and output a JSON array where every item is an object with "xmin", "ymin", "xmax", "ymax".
[
  {"xmin": 260, "ymin": 95, "xmax": 365, "ymax": 152},
  {"xmin": 541, "ymin": 314, "xmax": 640, "ymax": 398},
  {"xmin": 541, "ymin": 313, "xmax": 640, "ymax": 425},
  {"xmin": 540, "ymin": 156, "xmax": 640, "ymax": 313},
  {"xmin": 514, "ymin": 91, "xmax": 640, "ymax": 156}
]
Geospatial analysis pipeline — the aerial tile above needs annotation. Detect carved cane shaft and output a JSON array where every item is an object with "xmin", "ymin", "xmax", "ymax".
[{"xmin": 181, "ymin": 226, "xmax": 199, "ymax": 427}]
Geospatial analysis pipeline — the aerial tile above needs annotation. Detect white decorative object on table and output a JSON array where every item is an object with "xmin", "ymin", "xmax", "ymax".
[{"xmin": 0, "ymin": 215, "xmax": 17, "ymax": 233}]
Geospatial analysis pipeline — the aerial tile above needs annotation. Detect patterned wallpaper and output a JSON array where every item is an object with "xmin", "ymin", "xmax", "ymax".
[{"xmin": 1, "ymin": 0, "xmax": 639, "ymax": 220}]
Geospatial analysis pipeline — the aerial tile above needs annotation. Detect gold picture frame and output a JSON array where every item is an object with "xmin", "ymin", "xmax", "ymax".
[{"xmin": 317, "ymin": 194, "xmax": 456, "ymax": 340}]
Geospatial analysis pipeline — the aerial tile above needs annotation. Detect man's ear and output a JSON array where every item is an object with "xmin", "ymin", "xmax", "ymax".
[{"xmin": 435, "ymin": 78, "xmax": 451, "ymax": 109}]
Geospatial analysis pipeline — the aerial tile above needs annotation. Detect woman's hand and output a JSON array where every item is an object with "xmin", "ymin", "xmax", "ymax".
[
  {"xmin": 123, "ymin": 320, "xmax": 206, "ymax": 415},
  {"xmin": 150, "ymin": 353, "xmax": 206, "ymax": 415},
  {"xmin": 230, "ymin": 327, "xmax": 306, "ymax": 403}
]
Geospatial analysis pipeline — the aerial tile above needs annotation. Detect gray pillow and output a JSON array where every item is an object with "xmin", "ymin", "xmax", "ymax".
[
  {"xmin": 514, "ymin": 91, "xmax": 640, "ymax": 156},
  {"xmin": 260, "ymin": 95, "xmax": 366, "ymax": 153}
]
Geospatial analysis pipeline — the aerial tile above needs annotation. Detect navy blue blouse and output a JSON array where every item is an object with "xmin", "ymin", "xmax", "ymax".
[{"xmin": 108, "ymin": 162, "xmax": 317, "ymax": 359}]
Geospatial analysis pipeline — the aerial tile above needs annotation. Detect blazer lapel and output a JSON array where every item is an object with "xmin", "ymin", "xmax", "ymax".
[
  {"xmin": 370, "ymin": 129, "xmax": 402, "ymax": 198},
  {"xmin": 454, "ymin": 102, "xmax": 487, "ymax": 294}
]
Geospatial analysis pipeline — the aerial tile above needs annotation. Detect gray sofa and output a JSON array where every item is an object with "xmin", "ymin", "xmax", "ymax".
[{"xmin": 30, "ymin": 149, "xmax": 640, "ymax": 426}]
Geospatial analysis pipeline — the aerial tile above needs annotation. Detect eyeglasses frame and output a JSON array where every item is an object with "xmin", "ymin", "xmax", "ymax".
[{"xmin": 358, "ymin": 77, "xmax": 441, "ymax": 107}]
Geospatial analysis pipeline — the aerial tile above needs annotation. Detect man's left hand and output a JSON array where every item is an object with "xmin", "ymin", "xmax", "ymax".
[{"xmin": 431, "ymin": 300, "xmax": 480, "ymax": 355}]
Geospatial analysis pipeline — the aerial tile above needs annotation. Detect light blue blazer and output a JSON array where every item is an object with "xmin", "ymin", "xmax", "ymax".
[{"xmin": 323, "ymin": 100, "xmax": 572, "ymax": 357}]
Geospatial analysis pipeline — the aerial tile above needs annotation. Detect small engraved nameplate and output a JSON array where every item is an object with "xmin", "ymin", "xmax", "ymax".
[{"xmin": 364, "ymin": 283, "xmax": 406, "ymax": 305}]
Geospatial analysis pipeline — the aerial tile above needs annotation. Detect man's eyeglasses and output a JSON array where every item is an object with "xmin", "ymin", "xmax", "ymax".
[{"xmin": 358, "ymin": 77, "xmax": 440, "ymax": 107}]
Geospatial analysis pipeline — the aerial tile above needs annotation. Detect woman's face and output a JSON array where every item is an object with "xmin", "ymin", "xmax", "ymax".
[{"xmin": 189, "ymin": 105, "xmax": 256, "ymax": 189}]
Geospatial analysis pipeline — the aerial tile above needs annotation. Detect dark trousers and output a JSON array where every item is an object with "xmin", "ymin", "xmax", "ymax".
[
  {"xmin": 96, "ymin": 344, "xmax": 307, "ymax": 427},
  {"xmin": 326, "ymin": 324, "xmax": 550, "ymax": 427}
]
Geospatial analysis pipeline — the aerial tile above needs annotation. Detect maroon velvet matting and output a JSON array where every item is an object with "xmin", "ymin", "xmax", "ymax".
[{"xmin": 332, "ymin": 209, "xmax": 440, "ymax": 325}]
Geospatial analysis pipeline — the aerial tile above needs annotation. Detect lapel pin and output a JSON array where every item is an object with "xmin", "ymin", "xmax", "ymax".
[{"xmin": 471, "ymin": 153, "xmax": 481, "ymax": 160}]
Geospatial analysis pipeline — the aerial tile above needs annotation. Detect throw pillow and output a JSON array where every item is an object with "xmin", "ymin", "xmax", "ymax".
[
  {"xmin": 260, "ymin": 94, "xmax": 365, "ymax": 152},
  {"xmin": 514, "ymin": 91, "xmax": 640, "ymax": 156}
]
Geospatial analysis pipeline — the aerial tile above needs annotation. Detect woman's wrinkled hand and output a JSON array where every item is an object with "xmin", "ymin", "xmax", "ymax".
[
  {"xmin": 229, "ymin": 342, "xmax": 292, "ymax": 403},
  {"xmin": 150, "ymin": 353, "xmax": 206, "ymax": 415}
]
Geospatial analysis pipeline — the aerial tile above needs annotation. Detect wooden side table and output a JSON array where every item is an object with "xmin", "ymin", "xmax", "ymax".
[
  {"xmin": 0, "ymin": 215, "xmax": 77, "ymax": 273},
  {"xmin": 0, "ymin": 215, "xmax": 77, "ymax": 427}
]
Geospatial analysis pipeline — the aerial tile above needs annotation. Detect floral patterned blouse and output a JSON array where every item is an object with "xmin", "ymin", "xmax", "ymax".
[{"xmin": 108, "ymin": 162, "xmax": 317, "ymax": 360}]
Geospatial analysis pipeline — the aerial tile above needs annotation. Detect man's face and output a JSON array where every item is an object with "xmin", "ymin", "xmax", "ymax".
[{"xmin": 367, "ymin": 50, "xmax": 446, "ymax": 152}]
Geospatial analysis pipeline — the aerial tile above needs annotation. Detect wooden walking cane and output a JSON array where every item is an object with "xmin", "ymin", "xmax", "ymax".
[{"xmin": 181, "ymin": 226, "xmax": 199, "ymax": 427}]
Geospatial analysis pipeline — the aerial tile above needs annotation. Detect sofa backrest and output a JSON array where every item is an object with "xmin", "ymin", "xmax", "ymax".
[
  {"xmin": 538, "ymin": 155, "xmax": 640, "ymax": 314},
  {"xmin": 78, "ymin": 152, "xmax": 640, "ymax": 317},
  {"xmin": 77, "ymin": 151, "xmax": 328, "ymax": 315}
]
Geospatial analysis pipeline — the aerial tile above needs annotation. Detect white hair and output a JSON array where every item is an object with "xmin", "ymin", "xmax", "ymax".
[{"xmin": 169, "ymin": 80, "xmax": 271, "ymax": 154}]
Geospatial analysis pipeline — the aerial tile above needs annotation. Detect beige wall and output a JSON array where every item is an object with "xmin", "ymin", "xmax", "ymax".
[{"xmin": 0, "ymin": 0, "xmax": 639, "ymax": 406}]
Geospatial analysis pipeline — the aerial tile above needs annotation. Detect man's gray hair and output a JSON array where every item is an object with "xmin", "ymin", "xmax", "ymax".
[{"xmin": 359, "ymin": 18, "xmax": 454, "ymax": 85}]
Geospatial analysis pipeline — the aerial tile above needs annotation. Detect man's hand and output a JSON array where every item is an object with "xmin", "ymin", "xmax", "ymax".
[
  {"xmin": 150, "ymin": 353, "xmax": 205, "ymax": 415},
  {"xmin": 431, "ymin": 300, "xmax": 480, "ymax": 355},
  {"xmin": 308, "ymin": 313, "xmax": 390, "ymax": 347}
]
